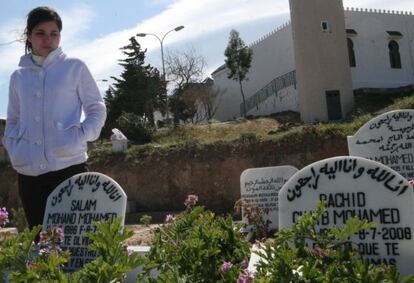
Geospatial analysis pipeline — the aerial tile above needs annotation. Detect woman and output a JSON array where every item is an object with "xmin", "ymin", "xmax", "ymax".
[{"xmin": 3, "ymin": 7, "xmax": 106, "ymax": 229}]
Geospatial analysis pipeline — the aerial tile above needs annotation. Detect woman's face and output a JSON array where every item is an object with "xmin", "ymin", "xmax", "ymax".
[{"xmin": 28, "ymin": 21, "xmax": 61, "ymax": 57}]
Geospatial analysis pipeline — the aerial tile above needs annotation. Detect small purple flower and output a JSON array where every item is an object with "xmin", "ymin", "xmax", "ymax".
[
  {"xmin": 184, "ymin": 194, "xmax": 199, "ymax": 208},
  {"xmin": 220, "ymin": 261, "xmax": 233, "ymax": 273},
  {"xmin": 165, "ymin": 214, "xmax": 176, "ymax": 223},
  {"xmin": 0, "ymin": 207, "xmax": 9, "ymax": 227},
  {"xmin": 237, "ymin": 271, "xmax": 254, "ymax": 283},
  {"xmin": 127, "ymin": 248, "xmax": 135, "ymax": 257},
  {"xmin": 240, "ymin": 260, "xmax": 249, "ymax": 270}
]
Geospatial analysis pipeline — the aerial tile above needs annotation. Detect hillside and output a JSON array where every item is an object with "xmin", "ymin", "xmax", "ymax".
[{"xmin": 0, "ymin": 91, "xmax": 413, "ymax": 223}]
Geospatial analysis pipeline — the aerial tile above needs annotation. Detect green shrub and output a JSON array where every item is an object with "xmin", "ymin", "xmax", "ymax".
[
  {"xmin": 72, "ymin": 217, "xmax": 145, "ymax": 283},
  {"xmin": 140, "ymin": 199, "xmax": 250, "ymax": 282},
  {"xmin": 0, "ymin": 217, "xmax": 145, "ymax": 283},
  {"xmin": 254, "ymin": 202, "xmax": 414, "ymax": 282},
  {"xmin": 116, "ymin": 112, "xmax": 153, "ymax": 144}
]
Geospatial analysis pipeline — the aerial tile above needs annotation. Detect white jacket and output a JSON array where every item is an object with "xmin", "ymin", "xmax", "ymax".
[{"xmin": 3, "ymin": 48, "xmax": 106, "ymax": 176}]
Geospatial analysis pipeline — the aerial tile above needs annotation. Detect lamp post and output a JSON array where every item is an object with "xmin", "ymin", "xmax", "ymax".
[{"xmin": 136, "ymin": 25, "xmax": 184, "ymax": 120}]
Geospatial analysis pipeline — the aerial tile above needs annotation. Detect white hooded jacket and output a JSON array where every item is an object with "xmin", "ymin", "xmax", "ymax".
[{"xmin": 3, "ymin": 47, "xmax": 106, "ymax": 176}]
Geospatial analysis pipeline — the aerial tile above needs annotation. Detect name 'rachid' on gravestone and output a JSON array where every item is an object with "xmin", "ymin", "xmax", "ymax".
[
  {"xmin": 240, "ymin": 166, "xmax": 298, "ymax": 231},
  {"xmin": 42, "ymin": 172, "xmax": 127, "ymax": 272},
  {"xmin": 348, "ymin": 109, "xmax": 414, "ymax": 179},
  {"xmin": 278, "ymin": 156, "xmax": 414, "ymax": 278}
]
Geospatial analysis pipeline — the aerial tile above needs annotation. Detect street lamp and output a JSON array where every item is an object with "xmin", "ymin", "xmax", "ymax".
[{"xmin": 136, "ymin": 25, "xmax": 184, "ymax": 120}]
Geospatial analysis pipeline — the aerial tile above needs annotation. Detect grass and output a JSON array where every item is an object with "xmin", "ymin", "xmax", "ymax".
[{"xmin": 89, "ymin": 91, "xmax": 413, "ymax": 160}]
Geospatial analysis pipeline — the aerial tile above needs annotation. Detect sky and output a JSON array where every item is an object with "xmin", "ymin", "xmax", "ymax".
[{"xmin": 0, "ymin": 0, "xmax": 413, "ymax": 118}]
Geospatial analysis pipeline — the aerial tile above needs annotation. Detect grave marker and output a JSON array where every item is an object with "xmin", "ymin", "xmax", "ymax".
[
  {"xmin": 279, "ymin": 156, "xmax": 414, "ymax": 277},
  {"xmin": 348, "ymin": 109, "xmax": 414, "ymax": 179},
  {"xmin": 43, "ymin": 172, "xmax": 127, "ymax": 271},
  {"xmin": 240, "ymin": 166, "xmax": 298, "ymax": 230}
]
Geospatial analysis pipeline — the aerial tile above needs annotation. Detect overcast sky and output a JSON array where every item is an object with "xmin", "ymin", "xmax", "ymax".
[{"xmin": 0, "ymin": 0, "xmax": 413, "ymax": 118}]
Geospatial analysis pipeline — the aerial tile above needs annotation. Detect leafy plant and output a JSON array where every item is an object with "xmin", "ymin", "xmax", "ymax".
[
  {"xmin": 71, "ymin": 217, "xmax": 145, "ymax": 283},
  {"xmin": 234, "ymin": 198, "xmax": 271, "ymax": 241},
  {"xmin": 140, "ymin": 195, "xmax": 250, "ymax": 282},
  {"xmin": 0, "ymin": 215, "xmax": 145, "ymax": 283},
  {"xmin": 1, "ymin": 226, "xmax": 71, "ymax": 283},
  {"xmin": 254, "ymin": 202, "xmax": 414, "ymax": 282},
  {"xmin": 116, "ymin": 112, "xmax": 153, "ymax": 144},
  {"xmin": 140, "ymin": 214, "xmax": 152, "ymax": 227}
]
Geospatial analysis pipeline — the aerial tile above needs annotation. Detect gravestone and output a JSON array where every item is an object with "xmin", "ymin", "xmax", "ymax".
[
  {"xmin": 240, "ymin": 166, "xmax": 298, "ymax": 230},
  {"xmin": 279, "ymin": 156, "xmax": 414, "ymax": 277},
  {"xmin": 43, "ymin": 172, "xmax": 127, "ymax": 271},
  {"xmin": 348, "ymin": 109, "xmax": 414, "ymax": 179}
]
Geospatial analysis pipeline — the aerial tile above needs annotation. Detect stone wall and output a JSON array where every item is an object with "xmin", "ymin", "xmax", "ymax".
[{"xmin": 0, "ymin": 136, "xmax": 348, "ymax": 217}]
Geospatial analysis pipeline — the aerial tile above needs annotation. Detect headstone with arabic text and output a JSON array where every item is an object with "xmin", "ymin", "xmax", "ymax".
[
  {"xmin": 348, "ymin": 109, "xmax": 414, "ymax": 179},
  {"xmin": 240, "ymin": 166, "xmax": 297, "ymax": 230},
  {"xmin": 43, "ymin": 172, "xmax": 127, "ymax": 272},
  {"xmin": 279, "ymin": 156, "xmax": 414, "ymax": 277}
]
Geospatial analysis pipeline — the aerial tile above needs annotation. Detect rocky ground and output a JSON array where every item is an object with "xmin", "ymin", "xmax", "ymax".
[{"xmin": 124, "ymin": 224, "xmax": 160, "ymax": 246}]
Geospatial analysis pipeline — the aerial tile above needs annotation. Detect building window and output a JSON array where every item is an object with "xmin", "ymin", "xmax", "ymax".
[
  {"xmin": 389, "ymin": 40, "xmax": 402, "ymax": 69},
  {"xmin": 347, "ymin": 38, "xmax": 356, "ymax": 67},
  {"xmin": 321, "ymin": 21, "xmax": 330, "ymax": 32}
]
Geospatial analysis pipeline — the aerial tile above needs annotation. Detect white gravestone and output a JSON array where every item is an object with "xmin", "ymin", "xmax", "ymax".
[
  {"xmin": 43, "ymin": 172, "xmax": 127, "ymax": 272},
  {"xmin": 240, "ymin": 166, "xmax": 298, "ymax": 230},
  {"xmin": 279, "ymin": 156, "xmax": 414, "ymax": 277},
  {"xmin": 348, "ymin": 109, "xmax": 414, "ymax": 179}
]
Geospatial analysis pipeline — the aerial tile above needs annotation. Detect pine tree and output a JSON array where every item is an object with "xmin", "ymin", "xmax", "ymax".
[
  {"xmin": 224, "ymin": 30, "xmax": 253, "ymax": 118},
  {"xmin": 104, "ymin": 36, "xmax": 165, "ymax": 135}
]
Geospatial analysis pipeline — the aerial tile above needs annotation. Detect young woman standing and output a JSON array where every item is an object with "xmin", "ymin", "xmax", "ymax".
[{"xmin": 3, "ymin": 7, "xmax": 106, "ymax": 229}]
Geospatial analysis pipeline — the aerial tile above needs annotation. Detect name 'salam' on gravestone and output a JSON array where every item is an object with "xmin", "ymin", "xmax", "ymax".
[
  {"xmin": 240, "ymin": 166, "xmax": 298, "ymax": 231},
  {"xmin": 42, "ymin": 172, "xmax": 127, "ymax": 272},
  {"xmin": 348, "ymin": 109, "xmax": 414, "ymax": 179},
  {"xmin": 279, "ymin": 156, "xmax": 414, "ymax": 278}
]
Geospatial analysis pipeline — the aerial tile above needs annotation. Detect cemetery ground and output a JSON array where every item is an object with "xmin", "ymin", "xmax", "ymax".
[
  {"xmin": 89, "ymin": 90, "xmax": 414, "ymax": 163},
  {"xmin": 0, "ymin": 90, "xmax": 414, "ymax": 281}
]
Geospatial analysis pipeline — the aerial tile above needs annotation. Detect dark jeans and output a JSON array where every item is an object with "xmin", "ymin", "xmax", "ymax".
[{"xmin": 18, "ymin": 163, "xmax": 89, "ymax": 230}]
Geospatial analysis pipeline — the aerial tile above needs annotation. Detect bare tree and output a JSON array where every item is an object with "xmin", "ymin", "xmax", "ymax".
[
  {"xmin": 166, "ymin": 47, "xmax": 223, "ymax": 123},
  {"xmin": 165, "ymin": 47, "xmax": 207, "ymax": 89}
]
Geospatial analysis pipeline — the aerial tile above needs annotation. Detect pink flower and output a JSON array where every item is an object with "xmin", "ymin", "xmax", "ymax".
[
  {"xmin": 127, "ymin": 248, "xmax": 135, "ymax": 256},
  {"xmin": 184, "ymin": 194, "xmax": 199, "ymax": 208},
  {"xmin": 240, "ymin": 260, "xmax": 249, "ymax": 270},
  {"xmin": 0, "ymin": 207, "xmax": 9, "ymax": 227},
  {"xmin": 220, "ymin": 261, "xmax": 233, "ymax": 273},
  {"xmin": 409, "ymin": 179, "xmax": 414, "ymax": 186},
  {"xmin": 237, "ymin": 271, "xmax": 254, "ymax": 283},
  {"xmin": 165, "ymin": 214, "xmax": 176, "ymax": 223}
]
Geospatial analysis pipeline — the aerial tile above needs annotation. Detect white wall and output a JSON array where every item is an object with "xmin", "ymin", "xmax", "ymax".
[
  {"xmin": 212, "ymin": 23, "xmax": 296, "ymax": 121},
  {"xmin": 212, "ymin": 9, "xmax": 414, "ymax": 122},
  {"xmin": 345, "ymin": 9, "xmax": 414, "ymax": 89}
]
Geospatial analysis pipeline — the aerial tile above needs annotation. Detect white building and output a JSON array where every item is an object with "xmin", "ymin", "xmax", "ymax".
[{"xmin": 212, "ymin": 2, "xmax": 414, "ymax": 122}]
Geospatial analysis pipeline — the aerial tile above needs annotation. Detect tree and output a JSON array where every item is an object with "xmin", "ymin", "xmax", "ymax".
[
  {"xmin": 224, "ymin": 29, "xmax": 253, "ymax": 118},
  {"xmin": 178, "ymin": 78, "xmax": 223, "ymax": 122},
  {"xmin": 168, "ymin": 87, "xmax": 197, "ymax": 124},
  {"xmin": 165, "ymin": 47, "xmax": 212, "ymax": 124},
  {"xmin": 165, "ymin": 47, "xmax": 206, "ymax": 89},
  {"xmin": 103, "ymin": 36, "xmax": 165, "ymax": 136}
]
